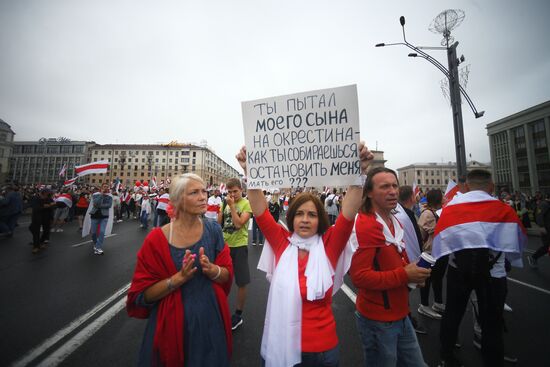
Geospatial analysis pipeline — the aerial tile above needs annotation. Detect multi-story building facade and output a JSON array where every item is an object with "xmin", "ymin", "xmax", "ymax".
[
  {"xmin": 397, "ymin": 161, "xmax": 492, "ymax": 193},
  {"xmin": 87, "ymin": 142, "xmax": 240, "ymax": 187},
  {"xmin": 486, "ymin": 100, "xmax": 550, "ymax": 194},
  {"xmin": 0, "ymin": 119, "xmax": 15, "ymax": 184},
  {"xmin": 9, "ymin": 138, "xmax": 95, "ymax": 185}
]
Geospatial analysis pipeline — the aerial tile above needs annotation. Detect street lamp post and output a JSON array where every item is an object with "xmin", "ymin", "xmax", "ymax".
[{"xmin": 376, "ymin": 14, "xmax": 484, "ymax": 179}]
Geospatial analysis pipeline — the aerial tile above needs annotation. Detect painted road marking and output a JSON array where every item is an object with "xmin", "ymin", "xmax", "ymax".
[
  {"xmin": 71, "ymin": 234, "xmax": 117, "ymax": 247},
  {"xmin": 508, "ymin": 277, "xmax": 550, "ymax": 296},
  {"xmin": 36, "ymin": 297, "xmax": 127, "ymax": 367},
  {"xmin": 11, "ymin": 283, "xmax": 130, "ymax": 367}
]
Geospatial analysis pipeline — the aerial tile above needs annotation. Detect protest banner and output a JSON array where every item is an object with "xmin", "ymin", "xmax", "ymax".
[{"xmin": 242, "ymin": 84, "xmax": 361, "ymax": 189}]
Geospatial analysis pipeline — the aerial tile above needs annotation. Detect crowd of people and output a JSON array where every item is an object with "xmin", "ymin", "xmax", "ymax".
[{"xmin": 2, "ymin": 144, "xmax": 549, "ymax": 367}]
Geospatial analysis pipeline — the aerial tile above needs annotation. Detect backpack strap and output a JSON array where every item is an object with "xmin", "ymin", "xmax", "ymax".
[
  {"xmin": 372, "ymin": 247, "xmax": 390, "ymax": 310},
  {"xmin": 489, "ymin": 251, "xmax": 503, "ymax": 270}
]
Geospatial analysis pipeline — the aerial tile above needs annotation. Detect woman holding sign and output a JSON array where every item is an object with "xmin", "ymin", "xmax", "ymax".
[{"xmin": 236, "ymin": 142, "xmax": 372, "ymax": 367}]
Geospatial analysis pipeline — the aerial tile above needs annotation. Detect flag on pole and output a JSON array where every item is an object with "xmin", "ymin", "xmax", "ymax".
[
  {"xmin": 444, "ymin": 178, "xmax": 460, "ymax": 203},
  {"xmin": 64, "ymin": 177, "xmax": 77, "ymax": 186},
  {"xmin": 58, "ymin": 163, "xmax": 67, "ymax": 177},
  {"xmin": 151, "ymin": 176, "xmax": 158, "ymax": 189},
  {"xmin": 75, "ymin": 160, "xmax": 110, "ymax": 176},
  {"xmin": 412, "ymin": 182, "xmax": 420, "ymax": 198}
]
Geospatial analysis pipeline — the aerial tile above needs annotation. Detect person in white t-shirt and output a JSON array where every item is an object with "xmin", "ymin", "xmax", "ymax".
[{"xmin": 205, "ymin": 189, "xmax": 222, "ymax": 221}]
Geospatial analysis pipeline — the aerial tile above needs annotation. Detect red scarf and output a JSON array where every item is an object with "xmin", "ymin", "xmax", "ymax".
[{"xmin": 126, "ymin": 228, "xmax": 233, "ymax": 366}]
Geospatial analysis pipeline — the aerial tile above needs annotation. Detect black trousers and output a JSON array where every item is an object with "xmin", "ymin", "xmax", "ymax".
[
  {"xmin": 440, "ymin": 266, "xmax": 507, "ymax": 367},
  {"xmin": 533, "ymin": 233, "xmax": 550, "ymax": 260},
  {"xmin": 120, "ymin": 202, "xmax": 130, "ymax": 219},
  {"xmin": 420, "ymin": 255, "xmax": 449, "ymax": 305},
  {"xmin": 29, "ymin": 219, "xmax": 51, "ymax": 248}
]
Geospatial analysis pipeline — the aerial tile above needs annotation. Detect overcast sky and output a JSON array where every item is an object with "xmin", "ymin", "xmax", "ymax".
[{"xmin": 1, "ymin": 0, "xmax": 549, "ymax": 173}]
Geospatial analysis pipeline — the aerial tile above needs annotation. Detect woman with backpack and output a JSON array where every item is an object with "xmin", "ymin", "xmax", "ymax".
[{"xmin": 417, "ymin": 189, "xmax": 448, "ymax": 319}]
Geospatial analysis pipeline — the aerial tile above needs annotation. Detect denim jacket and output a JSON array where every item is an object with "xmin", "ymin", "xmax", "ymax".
[{"xmin": 90, "ymin": 194, "xmax": 113, "ymax": 217}]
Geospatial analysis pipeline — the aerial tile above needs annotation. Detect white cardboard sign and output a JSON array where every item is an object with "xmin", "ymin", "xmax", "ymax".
[{"xmin": 242, "ymin": 84, "xmax": 361, "ymax": 189}]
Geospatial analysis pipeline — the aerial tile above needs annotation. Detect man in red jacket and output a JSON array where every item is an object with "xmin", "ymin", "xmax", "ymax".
[{"xmin": 350, "ymin": 167, "xmax": 431, "ymax": 366}]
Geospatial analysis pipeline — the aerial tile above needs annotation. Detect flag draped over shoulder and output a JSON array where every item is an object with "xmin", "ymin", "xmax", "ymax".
[
  {"xmin": 443, "ymin": 179, "xmax": 459, "ymax": 204},
  {"xmin": 75, "ymin": 161, "xmax": 110, "ymax": 176},
  {"xmin": 55, "ymin": 193, "xmax": 73, "ymax": 208},
  {"xmin": 432, "ymin": 190, "xmax": 527, "ymax": 266}
]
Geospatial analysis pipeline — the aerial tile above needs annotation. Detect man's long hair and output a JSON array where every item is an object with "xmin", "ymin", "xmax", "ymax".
[{"xmin": 360, "ymin": 167, "xmax": 399, "ymax": 214}]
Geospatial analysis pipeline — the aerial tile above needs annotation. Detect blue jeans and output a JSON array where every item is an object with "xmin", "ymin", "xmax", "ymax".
[
  {"xmin": 140, "ymin": 212, "xmax": 149, "ymax": 229},
  {"xmin": 261, "ymin": 345, "xmax": 339, "ymax": 367},
  {"xmin": 355, "ymin": 312, "xmax": 426, "ymax": 367},
  {"xmin": 0, "ymin": 212, "xmax": 20, "ymax": 233},
  {"xmin": 90, "ymin": 217, "xmax": 108, "ymax": 250},
  {"xmin": 252, "ymin": 217, "xmax": 264, "ymax": 244}
]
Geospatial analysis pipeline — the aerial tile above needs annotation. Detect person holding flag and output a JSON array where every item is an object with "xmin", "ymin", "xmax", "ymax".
[{"xmin": 433, "ymin": 170, "xmax": 526, "ymax": 367}]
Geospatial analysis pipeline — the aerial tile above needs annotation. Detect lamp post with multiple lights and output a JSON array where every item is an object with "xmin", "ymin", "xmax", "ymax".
[{"xmin": 376, "ymin": 15, "xmax": 484, "ymax": 179}]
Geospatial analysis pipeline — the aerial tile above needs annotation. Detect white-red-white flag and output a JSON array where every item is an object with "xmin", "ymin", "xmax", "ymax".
[
  {"xmin": 444, "ymin": 178, "xmax": 460, "ymax": 203},
  {"xmin": 75, "ymin": 160, "xmax": 110, "ymax": 176},
  {"xmin": 58, "ymin": 163, "xmax": 67, "ymax": 177},
  {"xmin": 63, "ymin": 177, "xmax": 77, "ymax": 186},
  {"xmin": 151, "ymin": 176, "xmax": 158, "ymax": 189},
  {"xmin": 219, "ymin": 183, "xmax": 226, "ymax": 193},
  {"xmin": 412, "ymin": 182, "xmax": 420, "ymax": 198},
  {"xmin": 55, "ymin": 193, "xmax": 73, "ymax": 208},
  {"xmin": 432, "ymin": 191, "xmax": 527, "ymax": 264}
]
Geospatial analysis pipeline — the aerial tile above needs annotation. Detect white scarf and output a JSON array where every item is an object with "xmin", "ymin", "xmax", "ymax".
[
  {"xmin": 375, "ymin": 212, "xmax": 405, "ymax": 253},
  {"xmin": 258, "ymin": 232, "xmax": 356, "ymax": 367}
]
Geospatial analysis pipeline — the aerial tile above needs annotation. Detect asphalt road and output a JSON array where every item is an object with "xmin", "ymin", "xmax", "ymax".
[{"xmin": 1, "ymin": 215, "xmax": 548, "ymax": 366}]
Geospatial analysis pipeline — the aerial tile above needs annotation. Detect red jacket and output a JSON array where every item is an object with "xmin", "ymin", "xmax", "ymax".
[{"xmin": 350, "ymin": 212, "xmax": 410, "ymax": 322}]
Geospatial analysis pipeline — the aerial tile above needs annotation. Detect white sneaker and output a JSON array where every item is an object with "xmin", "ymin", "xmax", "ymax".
[
  {"xmin": 94, "ymin": 248, "xmax": 104, "ymax": 255},
  {"xmin": 252, "ymin": 242, "xmax": 257, "ymax": 246},
  {"xmin": 432, "ymin": 302, "xmax": 446, "ymax": 313},
  {"xmin": 117, "ymin": 219, "xmax": 123, "ymax": 223},
  {"xmin": 418, "ymin": 304, "xmax": 442, "ymax": 320},
  {"xmin": 504, "ymin": 303, "xmax": 512, "ymax": 312},
  {"xmin": 258, "ymin": 242, "xmax": 264, "ymax": 246},
  {"xmin": 57, "ymin": 228, "xmax": 63, "ymax": 232}
]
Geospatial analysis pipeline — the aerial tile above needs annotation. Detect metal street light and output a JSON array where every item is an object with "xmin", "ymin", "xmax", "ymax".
[{"xmin": 376, "ymin": 11, "xmax": 485, "ymax": 178}]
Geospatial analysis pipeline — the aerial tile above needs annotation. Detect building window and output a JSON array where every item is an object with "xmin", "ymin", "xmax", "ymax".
[
  {"xmin": 531, "ymin": 120, "xmax": 550, "ymax": 191},
  {"xmin": 437, "ymin": 179, "xmax": 440, "ymax": 184},
  {"xmin": 182, "ymin": 151, "xmax": 190, "ymax": 156},
  {"xmin": 156, "ymin": 151, "xmax": 159, "ymax": 155},
  {"xmin": 514, "ymin": 126, "xmax": 530, "ymax": 189},
  {"xmin": 193, "ymin": 152, "xmax": 196, "ymax": 157}
]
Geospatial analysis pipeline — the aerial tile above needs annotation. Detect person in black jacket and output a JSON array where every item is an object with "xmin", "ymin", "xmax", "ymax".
[
  {"xmin": 29, "ymin": 189, "xmax": 56, "ymax": 254},
  {"xmin": 528, "ymin": 194, "xmax": 550, "ymax": 267}
]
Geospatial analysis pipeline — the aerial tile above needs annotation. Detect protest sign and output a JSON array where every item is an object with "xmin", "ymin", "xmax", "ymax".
[{"xmin": 242, "ymin": 84, "xmax": 361, "ymax": 189}]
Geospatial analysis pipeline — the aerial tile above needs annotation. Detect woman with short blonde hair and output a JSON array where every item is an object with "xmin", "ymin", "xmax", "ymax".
[{"xmin": 127, "ymin": 173, "xmax": 234, "ymax": 366}]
